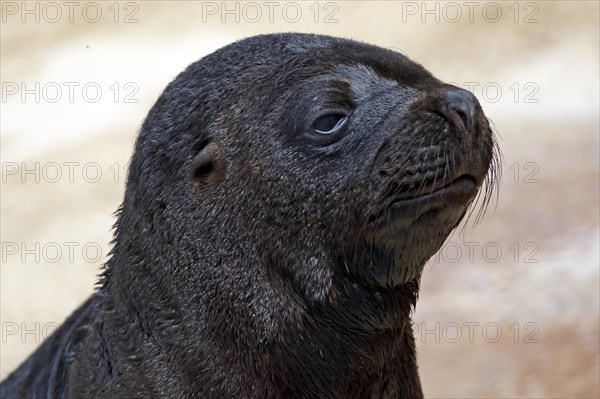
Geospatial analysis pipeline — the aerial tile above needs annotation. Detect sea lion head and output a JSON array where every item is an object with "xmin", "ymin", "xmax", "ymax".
[{"xmin": 107, "ymin": 33, "xmax": 499, "ymax": 336}]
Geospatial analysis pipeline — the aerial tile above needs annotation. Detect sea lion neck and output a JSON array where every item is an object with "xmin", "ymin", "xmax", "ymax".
[
  {"xmin": 98, "ymin": 233, "xmax": 424, "ymax": 399},
  {"xmin": 266, "ymin": 312, "xmax": 424, "ymax": 399}
]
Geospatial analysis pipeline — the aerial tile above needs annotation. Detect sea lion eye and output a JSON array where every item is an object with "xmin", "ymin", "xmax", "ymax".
[{"xmin": 312, "ymin": 113, "xmax": 348, "ymax": 134}]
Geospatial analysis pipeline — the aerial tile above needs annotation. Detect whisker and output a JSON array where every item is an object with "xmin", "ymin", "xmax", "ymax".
[{"xmin": 464, "ymin": 120, "xmax": 503, "ymax": 230}]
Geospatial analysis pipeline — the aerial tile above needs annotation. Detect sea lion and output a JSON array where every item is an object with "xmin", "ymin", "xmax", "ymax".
[{"xmin": 0, "ymin": 32, "xmax": 499, "ymax": 398}]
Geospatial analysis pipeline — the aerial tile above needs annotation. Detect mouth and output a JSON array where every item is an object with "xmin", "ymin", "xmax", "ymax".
[
  {"xmin": 389, "ymin": 174, "xmax": 479, "ymax": 222},
  {"xmin": 360, "ymin": 174, "xmax": 481, "ymax": 289},
  {"xmin": 394, "ymin": 174, "xmax": 478, "ymax": 202}
]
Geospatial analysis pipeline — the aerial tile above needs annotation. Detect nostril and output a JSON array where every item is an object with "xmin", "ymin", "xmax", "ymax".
[
  {"xmin": 455, "ymin": 109, "xmax": 469, "ymax": 132},
  {"xmin": 444, "ymin": 88, "xmax": 478, "ymax": 135}
]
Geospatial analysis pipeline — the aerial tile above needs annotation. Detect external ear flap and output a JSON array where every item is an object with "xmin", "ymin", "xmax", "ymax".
[{"xmin": 191, "ymin": 140, "xmax": 225, "ymax": 184}]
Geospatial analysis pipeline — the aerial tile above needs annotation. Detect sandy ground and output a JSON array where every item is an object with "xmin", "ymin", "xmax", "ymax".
[{"xmin": 1, "ymin": 1, "xmax": 599, "ymax": 397}]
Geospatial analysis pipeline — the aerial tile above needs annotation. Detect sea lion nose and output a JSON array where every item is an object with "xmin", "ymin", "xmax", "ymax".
[{"xmin": 444, "ymin": 88, "xmax": 479, "ymax": 135}]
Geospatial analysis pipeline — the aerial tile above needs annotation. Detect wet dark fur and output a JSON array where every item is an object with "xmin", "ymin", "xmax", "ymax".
[{"xmin": 1, "ymin": 33, "xmax": 499, "ymax": 399}]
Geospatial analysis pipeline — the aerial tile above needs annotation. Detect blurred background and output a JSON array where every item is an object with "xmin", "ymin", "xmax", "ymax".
[{"xmin": 1, "ymin": 1, "xmax": 598, "ymax": 397}]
